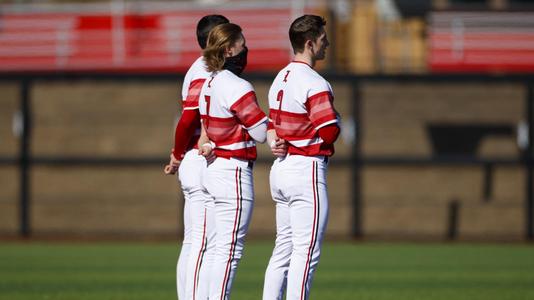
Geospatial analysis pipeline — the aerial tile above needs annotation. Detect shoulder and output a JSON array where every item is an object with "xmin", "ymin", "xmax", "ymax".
[
  {"xmin": 182, "ymin": 57, "xmax": 210, "ymax": 100},
  {"xmin": 186, "ymin": 57, "xmax": 210, "ymax": 80},
  {"xmin": 288, "ymin": 65, "xmax": 331, "ymax": 96},
  {"xmin": 303, "ymin": 67, "xmax": 328, "ymax": 86},
  {"xmin": 305, "ymin": 70, "xmax": 331, "ymax": 95},
  {"xmin": 217, "ymin": 70, "xmax": 254, "ymax": 92}
]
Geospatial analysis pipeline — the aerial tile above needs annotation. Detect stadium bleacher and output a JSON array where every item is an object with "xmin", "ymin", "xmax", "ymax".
[
  {"xmin": 0, "ymin": 2, "xmax": 310, "ymax": 72},
  {"xmin": 429, "ymin": 11, "xmax": 534, "ymax": 73}
]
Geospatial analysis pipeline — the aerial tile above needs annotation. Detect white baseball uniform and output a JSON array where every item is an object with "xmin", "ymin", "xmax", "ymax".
[
  {"xmin": 263, "ymin": 61, "xmax": 338, "ymax": 300},
  {"xmin": 198, "ymin": 69, "xmax": 267, "ymax": 300},
  {"xmin": 176, "ymin": 56, "xmax": 215, "ymax": 300}
]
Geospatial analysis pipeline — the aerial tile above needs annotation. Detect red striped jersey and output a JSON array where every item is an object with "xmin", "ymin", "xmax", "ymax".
[
  {"xmin": 199, "ymin": 70, "xmax": 267, "ymax": 160},
  {"xmin": 268, "ymin": 61, "xmax": 339, "ymax": 156},
  {"xmin": 180, "ymin": 56, "xmax": 210, "ymax": 151}
]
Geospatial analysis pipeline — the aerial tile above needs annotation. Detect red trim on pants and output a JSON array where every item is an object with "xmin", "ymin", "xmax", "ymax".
[
  {"xmin": 220, "ymin": 167, "xmax": 242, "ymax": 299},
  {"xmin": 300, "ymin": 161, "xmax": 318, "ymax": 300},
  {"xmin": 192, "ymin": 208, "xmax": 207, "ymax": 300}
]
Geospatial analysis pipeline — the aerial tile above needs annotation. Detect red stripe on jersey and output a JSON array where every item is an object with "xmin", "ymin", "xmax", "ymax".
[
  {"xmin": 274, "ymin": 109, "xmax": 307, "ymax": 118},
  {"xmin": 306, "ymin": 91, "xmax": 337, "ymax": 129},
  {"xmin": 203, "ymin": 115, "xmax": 236, "ymax": 126},
  {"xmin": 201, "ymin": 110, "xmax": 260, "ymax": 160},
  {"xmin": 269, "ymin": 109, "xmax": 316, "ymax": 140},
  {"xmin": 199, "ymin": 91, "xmax": 265, "ymax": 160},
  {"xmin": 202, "ymin": 115, "xmax": 252, "ymax": 146},
  {"xmin": 287, "ymin": 143, "xmax": 334, "ymax": 156},
  {"xmin": 215, "ymin": 147, "xmax": 257, "ymax": 161},
  {"xmin": 230, "ymin": 91, "xmax": 267, "ymax": 128},
  {"xmin": 182, "ymin": 78, "xmax": 206, "ymax": 110},
  {"xmin": 269, "ymin": 106, "xmax": 336, "ymax": 156}
]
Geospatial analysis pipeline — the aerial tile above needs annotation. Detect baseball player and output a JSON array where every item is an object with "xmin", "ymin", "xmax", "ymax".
[
  {"xmin": 197, "ymin": 23, "xmax": 268, "ymax": 300},
  {"xmin": 262, "ymin": 15, "xmax": 340, "ymax": 300},
  {"xmin": 164, "ymin": 15, "xmax": 229, "ymax": 300}
]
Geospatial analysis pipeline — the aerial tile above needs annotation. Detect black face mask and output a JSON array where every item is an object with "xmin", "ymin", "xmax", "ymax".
[{"xmin": 223, "ymin": 46, "xmax": 248, "ymax": 76}]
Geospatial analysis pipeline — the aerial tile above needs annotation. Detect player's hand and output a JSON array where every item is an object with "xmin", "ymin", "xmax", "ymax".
[
  {"xmin": 164, "ymin": 151, "xmax": 181, "ymax": 175},
  {"xmin": 199, "ymin": 143, "xmax": 216, "ymax": 164},
  {"xmin": 270, "ymin": 138, "xmax": 288, "ymax": 157},
  {"xmin": 164, "ymin": 164, "xmax": 178, "ymax": 175},
  {"xmin": 198, "ymin": 143, "xmax": 212, "ymax": 157}
]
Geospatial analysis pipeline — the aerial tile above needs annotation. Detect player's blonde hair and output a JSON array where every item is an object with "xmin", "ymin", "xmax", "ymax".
[{"xmin": 203, "ymin": 23, "xmax": 243, "ymax": 72}]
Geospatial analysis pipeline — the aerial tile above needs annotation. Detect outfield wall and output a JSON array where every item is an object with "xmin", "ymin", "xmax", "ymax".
[{"xmin": 0, "ymin": 76, "xmax": 529, "ymax": 240}]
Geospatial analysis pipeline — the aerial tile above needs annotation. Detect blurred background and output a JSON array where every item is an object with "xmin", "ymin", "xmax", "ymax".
[{"xmin": 1, "ymin": 0, "xmax": 534, "ymax": 242}]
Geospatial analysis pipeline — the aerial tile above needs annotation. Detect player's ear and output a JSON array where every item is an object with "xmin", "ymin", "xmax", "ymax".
[
  {"xmin": 224, "ymin": 47, "xmax": 233, "ymax": 58},
  {"xmin": 305, "ymin": 39, "xmax": 314, "ymax": 52}
]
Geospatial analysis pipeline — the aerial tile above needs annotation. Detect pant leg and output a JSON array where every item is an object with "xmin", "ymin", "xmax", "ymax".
[
  {"xmin": 177, "ymin": 227, "xmax": 191, "ymax": 299},
  {"xmin": 205, "ymin": 158, "xmax": 254, "ymax": 300},
  {"xmin": 184, "ymin": 188, "xmax": 212, "ymax": 300},
  {"xmin": 177, "ymin": 150, "xmax": 209, "ymax": 299},
  {"xmin": 263, "ymin": 160, "xmax": 292, "ymax": 300},
  {"xmin": 177, "ymin": 179, "xmax": 192, "ymax": 300},
  {"xmin": 285, "ymin": 158, "xmax": 329, "ymax": 300},
  {"xmin": 199, "ymin": 194, "xmax": 216, "ymax": 299}
]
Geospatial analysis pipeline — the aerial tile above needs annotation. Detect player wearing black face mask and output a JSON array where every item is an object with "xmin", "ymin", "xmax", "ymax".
[
  {"xmin": 199, "ymin": 23, "xmax": 269, "ymax": 300},
  {"xmin": 223, "ymin": 46, "xmax": 248, "ymax": 76}
]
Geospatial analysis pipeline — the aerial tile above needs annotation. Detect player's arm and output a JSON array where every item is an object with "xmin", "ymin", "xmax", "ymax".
[
  {"xmin": 247, "ymin": 120, "xmax": 267, "ymax": 143},
  {"xmin": 165, "ymin": 110, "xmax": 199, "ymax": 175},
  {"xmin": 306, "ymin": 89, "xmax": 340, "ymax": 144},
  {"xmin": 166, "ymin": 77, "xmax": 206, "ymax": 170},
  {"xmin": 164, "ymin": 149, "xmax": 181, "ymax": 175},
  {"xmin": 230, "ymin": 90, "xmax": 268, "ymax": 143},
  {"xmin": 317, "ymin": 124, "xmax": 340, "ymax": 144},
  {"xmin": 172, "ymin": 109, "xmax": 201, "ymax": 160}
]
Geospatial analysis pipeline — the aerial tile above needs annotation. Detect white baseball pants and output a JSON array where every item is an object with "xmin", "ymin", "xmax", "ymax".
[
  {"xmin": 263, "ymin": 155, "xmax": 329, "ymax": 300},
  {"xmin": 177, "ymin": 149, "xmax": 215, "ymax": 300},
  {"xmin": 204, "ymin": 157, "xmax": 255, "ymax": 300}
]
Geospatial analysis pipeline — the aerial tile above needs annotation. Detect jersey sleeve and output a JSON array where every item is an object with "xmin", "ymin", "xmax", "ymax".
[
  {"xmin": 182, "ymin": 78, "xmax": 206, "ymax": 111},
  {"xmin": 198, "ymin": 79, "xmax": 208, "ymax": 117},
  {"xmin": 230, "ymin": 89, "xmax": 268, "ymax": 130},
  {"xmin": 267, "ymin": 109, "xmax": 275, "ymax": 130},
  {"xmin": 172, "ymin": 109, "xmax": 201, "ymax": 159},
  {"xmin": 305, "ymin": 79, "xmax": 338, "ymax": 130},
  {"xmin": 181, "ymin": 68, "xmax": 192, "ymax": 102}
]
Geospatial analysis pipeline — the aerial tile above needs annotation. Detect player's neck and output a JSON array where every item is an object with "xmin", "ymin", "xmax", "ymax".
[{"xmin": 293, "ymin": 53, "xmax": 315, "ymax": 68}]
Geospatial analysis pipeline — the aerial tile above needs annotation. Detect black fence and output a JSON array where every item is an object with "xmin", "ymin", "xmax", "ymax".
[{"xmin": 1, "ymin": 72, "xmax": 533, "ymax": 240}]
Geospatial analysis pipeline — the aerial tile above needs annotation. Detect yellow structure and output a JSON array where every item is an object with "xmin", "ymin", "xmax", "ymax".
[{"xmin": 346, "ymin": 0, "xmax": 426, "ymax": 74}]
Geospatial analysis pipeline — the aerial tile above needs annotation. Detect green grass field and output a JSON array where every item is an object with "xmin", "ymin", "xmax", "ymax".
[{"xmin": 0, "ymin": 241, "xmax": 533, "ymax": 300}]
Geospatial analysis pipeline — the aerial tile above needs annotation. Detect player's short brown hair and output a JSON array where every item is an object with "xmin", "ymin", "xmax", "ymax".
[
  {"xmin": 289, "ymin": 15, "xmax": 326, "ymax": 54},
  {"xmin": 196, "ymin": 15, "xmax": 229, "ymax": 49},
  {"xmin": 203, "ymin": 23, "xmax": 243, "ymax": 72}
]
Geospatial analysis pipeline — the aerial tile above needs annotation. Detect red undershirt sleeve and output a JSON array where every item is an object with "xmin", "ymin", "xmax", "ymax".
[
  {"xmin": 317, "ymin": 123, "xmax": 340, "ymax": 145},
  {"xmin": 172, "ymin": 109, "xmax": 201, "ymax": 160}
]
